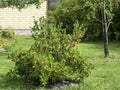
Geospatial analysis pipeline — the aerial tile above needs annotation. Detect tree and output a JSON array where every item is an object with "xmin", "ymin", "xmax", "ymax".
[
  {"xmin": 92, "ymin": 0, "xmax": 113, "ymax": 57},
  {"xmin": 102, "ymin": 0, "xmax": 111, "ymax": 57},
  {"xmin": 0, "ymin": 0, "xmax": 44, "ymax": 9},
  {"xmin": 85, "ymin": 0, "xmax": 120, "ymax": 57}
]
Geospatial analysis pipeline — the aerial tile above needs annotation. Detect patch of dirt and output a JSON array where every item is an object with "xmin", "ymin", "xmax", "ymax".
[{"xmin": 46, "ymin": 80, "xmax": 79, "ymax": 89}]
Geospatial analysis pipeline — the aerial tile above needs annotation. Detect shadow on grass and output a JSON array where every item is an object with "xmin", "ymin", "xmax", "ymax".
[{"xmin": 0, "ymin": 75, "xmax": 40, "ymax": 90}]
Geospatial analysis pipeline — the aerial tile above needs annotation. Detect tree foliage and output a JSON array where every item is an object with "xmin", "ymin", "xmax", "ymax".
[
  {"xmin": 84, "ymin": 0, "xmax": 120, "ymax": 41},
  {"xmin": 0, "ymin": 0, "xmax": 45, "ymax": 9}
]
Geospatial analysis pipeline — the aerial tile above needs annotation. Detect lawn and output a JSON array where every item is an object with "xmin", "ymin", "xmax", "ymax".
[
  {"xmin": 0, "ymin": 35, "xmax": 120, "ymax": 90},
  {"xmin": 78, "ymin": 41, "xmax": 120, "ymax": 90}
]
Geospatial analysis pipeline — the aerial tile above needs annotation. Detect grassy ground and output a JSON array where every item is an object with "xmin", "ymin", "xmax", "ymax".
[
  {"xmin": 0, "ymin": 35, "xmax": 120, "ymax": 90},
  {"xmin": 0, "ymin": 35, "xmax": 34, "ymax": 90},
  {"xmin": 77, "ymin": 42, "xmax": 120, "ymax": 90}
]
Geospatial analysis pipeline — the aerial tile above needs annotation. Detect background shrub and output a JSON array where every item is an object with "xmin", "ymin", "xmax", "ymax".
[
  {"xmin": 0, "ymin": 27, "xmax": 14, "ymax": 48},
  {"xmin": 49, "ymin": 0, "xmax": 95, "ymax": 34},
  {"xmin": 8, "ymin": 17, "xmax": 92, "ymax": 86},
  {"xmin": 0, "ymin": 27, "xmax": 14, "ymax": 39},
  {"xmin": 0, "ymin": 38, "xmax": 9, "ymax": 48}
]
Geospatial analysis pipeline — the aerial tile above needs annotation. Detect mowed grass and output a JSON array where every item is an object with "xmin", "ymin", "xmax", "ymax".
[
  {"xmin": 0, "ymin": 35, "xmax": 34, "ymax": 90},
  {"xmin": 5, "ymin": 35, "xmax": 34, "ymax": 51},
  {"xmin": 77, "ymin": 42, "xmax": 120, "ymax": 90},
  {"xmin": 0, "ymin": 35, "xmax": 120, "ymax": 90}
]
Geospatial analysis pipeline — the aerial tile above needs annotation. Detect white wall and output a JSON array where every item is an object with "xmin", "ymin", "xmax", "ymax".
[{"xmin": 0, "ymin": 1, "xmax": 47, "ymax": 29}]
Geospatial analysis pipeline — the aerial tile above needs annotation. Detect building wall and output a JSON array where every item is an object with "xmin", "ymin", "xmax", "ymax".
[{"xmin": 0, "ymin": 1, "xmax": 47, "ymax": 29}]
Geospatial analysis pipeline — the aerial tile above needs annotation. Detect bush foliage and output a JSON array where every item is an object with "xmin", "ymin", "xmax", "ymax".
[
  {"xmin": 0, "ymin": 27, "xmax": 14, "ymax": 39},
  {"xmin": 8, "ymin": 18, "xmax": 92, "ymax": 86},
  {"xmin": 0, "ymin": 38, "xmax": 9, "ymax": 48},
  {"xmin": 0, "ymin": 27, "xmax": 14, "ymax": 48}
]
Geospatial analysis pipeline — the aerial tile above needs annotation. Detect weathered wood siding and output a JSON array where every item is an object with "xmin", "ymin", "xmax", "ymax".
[{"xmin": 0, "ymin": 1, "xmax": 47, "ymax": 29}]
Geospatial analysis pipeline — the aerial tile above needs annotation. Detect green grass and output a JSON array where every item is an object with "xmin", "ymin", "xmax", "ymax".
[
  {"xmin": 0, "ymin": 36, "xmax": 120, "ymax": 90},
  {"xmin": 5, "ymin": 35, "xmax": 34, "ymax": 51},
  {"xmin": 0, "ymin": 35, "xmax": 34, "ymax": 90},
  {"xmin": 77, "ymin": 42, "xmax": 120, "ymax": 90}
]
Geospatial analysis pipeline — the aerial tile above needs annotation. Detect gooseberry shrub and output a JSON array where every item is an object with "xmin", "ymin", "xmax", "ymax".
[{"xmin": 8, "ymin": 17, "xmax": 92, "ymax": 86}]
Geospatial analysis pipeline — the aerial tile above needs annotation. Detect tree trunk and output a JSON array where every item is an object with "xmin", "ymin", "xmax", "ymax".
[{"xmin": 103, "ymin": 0, "xmax": 109, "ymax": 57}]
